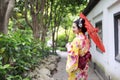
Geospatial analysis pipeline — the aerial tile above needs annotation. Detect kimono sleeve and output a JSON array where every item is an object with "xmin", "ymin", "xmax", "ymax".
[{"xmin": 66, "ymin": 38, "xmax": 80, "ymax": 73}]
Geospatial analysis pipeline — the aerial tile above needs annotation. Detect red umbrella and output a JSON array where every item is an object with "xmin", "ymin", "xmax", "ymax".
[{"xmin": 80, "ymin": 13, "xmax": 105, "ymax": 53}]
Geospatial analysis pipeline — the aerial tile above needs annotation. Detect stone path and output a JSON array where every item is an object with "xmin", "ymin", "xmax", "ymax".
[{"xmin": 53, "ymin": 51, "xmax": 102, "ymax": 80}]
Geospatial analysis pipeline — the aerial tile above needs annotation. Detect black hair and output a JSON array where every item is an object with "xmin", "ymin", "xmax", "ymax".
[{"xmin": 73, "ymin": 18, "xmax": 87, "ymax": 34}]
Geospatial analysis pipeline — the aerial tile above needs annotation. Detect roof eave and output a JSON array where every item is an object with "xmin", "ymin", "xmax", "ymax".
[{"xmin": 83, "ymin": 0, "xmax": 100, "ymax": 16}]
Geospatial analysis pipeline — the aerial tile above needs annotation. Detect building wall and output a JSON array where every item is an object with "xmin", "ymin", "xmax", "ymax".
[{"xmin": 86, "ymin": 0, "xmax": 120, "ymax": 80}]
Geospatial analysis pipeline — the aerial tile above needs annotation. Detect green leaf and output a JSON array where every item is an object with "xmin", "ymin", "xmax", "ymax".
[
  {"xmin": 3, "ymin": 64, "xmax": 10, "ymax": 69},
  {"xmin": 0, "ymin": 47, "xmax": 6, "ymax": 53},
  {"xmin": 23, "ymin": 78, "xmax": 30, "ymax": 80}
]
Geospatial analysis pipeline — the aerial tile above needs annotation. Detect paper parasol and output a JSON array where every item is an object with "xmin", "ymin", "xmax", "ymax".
[{"xmin": 80, "ymin": 13, "xmax": 105, "ymax": 53}]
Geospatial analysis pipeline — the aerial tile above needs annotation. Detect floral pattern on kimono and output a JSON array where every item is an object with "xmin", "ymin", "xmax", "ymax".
[{"xmin": 66, "ymin": 32, "xmax": 90, "ymax": 80}]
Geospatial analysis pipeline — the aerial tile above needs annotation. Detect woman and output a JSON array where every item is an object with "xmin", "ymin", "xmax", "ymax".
[{"xmin": 66, "ymin": 18, "xmax": 91, "ymax": 80}]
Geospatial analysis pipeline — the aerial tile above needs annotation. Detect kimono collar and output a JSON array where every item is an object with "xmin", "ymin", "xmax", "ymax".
[
  {"xmin": 76, "ymin": 32, "xmax": 85, "ymax": 39},
  {"xmin": 76, "ymin": 32, "xmax": 83, "ymax": 36}
]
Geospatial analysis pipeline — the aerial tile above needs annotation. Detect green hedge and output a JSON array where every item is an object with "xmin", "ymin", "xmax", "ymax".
[
  {"xmin": 56, "ymin": 28, "xmax": 75, "ymax": 51},
  {"xmin": 0, "ymin": 30, "xmax": 51, "ymax": 80},
  {"xmin": 57, "ymin": 33, "xmax": 67, "ymax": 47}
]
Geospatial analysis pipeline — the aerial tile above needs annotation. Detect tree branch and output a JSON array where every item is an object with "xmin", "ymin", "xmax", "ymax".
[{"xmin": 24, "ymin": 0, "xmax": 33, "ymax": 30}]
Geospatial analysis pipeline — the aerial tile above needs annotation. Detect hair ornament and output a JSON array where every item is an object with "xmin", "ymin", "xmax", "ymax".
[{"xmin": 78, "ymin": 18, "xmax": 83, "ymax": 28}]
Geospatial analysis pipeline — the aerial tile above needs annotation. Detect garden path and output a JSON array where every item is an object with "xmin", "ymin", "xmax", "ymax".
[{"xmin": 53, "ymin": 51, "xmax": 103, "ymax": 80}]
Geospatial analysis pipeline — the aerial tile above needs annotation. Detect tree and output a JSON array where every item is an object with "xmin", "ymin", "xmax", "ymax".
[
  {"xmin": 11, "ymin": 0, "xmax": 88, "ymax": 53},
  {"xmin": 24, "ymin": 0, "xmax": 45, "ymax": 39},
  {"xmin": 0, "ymin": 0, "xmax": 15, "ymax": 34},
  {"xmin": 49, "ymin": 0, "xmax": 88, "ymax": 53}
]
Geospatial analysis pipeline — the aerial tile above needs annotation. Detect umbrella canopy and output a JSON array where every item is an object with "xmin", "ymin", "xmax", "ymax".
[{"xmin": 80, "ymin": 13, "xmax": 105, "ymax": 53}]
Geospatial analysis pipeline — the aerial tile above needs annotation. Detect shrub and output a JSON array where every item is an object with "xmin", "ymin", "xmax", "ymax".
[
  {"xmin": 57, "ymin": 33, "xmax": 67, "ymax": 47},
  {"xmin": 56, "ymin": 28, "xmax": 75, "ymax": 51},
  {"xmin": 0, "ymin": 30, "xmax": 51, "ymax": 80}
]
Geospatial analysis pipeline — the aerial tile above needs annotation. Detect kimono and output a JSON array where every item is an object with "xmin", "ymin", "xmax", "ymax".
[{"xmin": 66, "ymin": 32, "xmax": 90, "ymax": 80}]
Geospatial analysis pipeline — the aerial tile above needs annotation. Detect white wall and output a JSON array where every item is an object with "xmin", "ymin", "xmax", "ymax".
[{"xmin": 87, "ymin": 0, "xmax": 120, "ymax": 80}]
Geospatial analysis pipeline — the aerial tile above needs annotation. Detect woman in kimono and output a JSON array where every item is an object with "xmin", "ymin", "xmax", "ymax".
[{"xmin": 66, "ymin": 18, "xmax": 91, "ymax": 80}]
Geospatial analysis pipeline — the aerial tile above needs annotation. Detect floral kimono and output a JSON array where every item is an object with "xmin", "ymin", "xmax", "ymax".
[{"xmin": 66, "ymin": 32, "xmax": 90, "ymax": 80}]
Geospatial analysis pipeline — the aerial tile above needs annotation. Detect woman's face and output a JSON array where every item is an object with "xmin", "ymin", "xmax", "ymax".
[{"xmin": 72, "ymin": 23, "xmax": 80, "ymax": 34}]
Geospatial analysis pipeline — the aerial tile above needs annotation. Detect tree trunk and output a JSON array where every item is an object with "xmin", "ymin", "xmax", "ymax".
[
  {"xmin": 32, "ymin": 14, "xmax": 40, "ymax": 39},
  {"xmin": 0, "ymin": 0, "xmax": 15, "ymax": 34},
  {"xmin": 65, "ymin": 28, "xmax": 69, "ymax": 42},
  {"xmin": 41, "ymin": 27, "xmax": 46, "ymax": 42},
  {"xmin": 25, "ymin": 0, "xmax": 46, "ymax": 39},
  {"xmin": 52, "ymin": 28, "xmax": 55, "ymax": 53}
]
